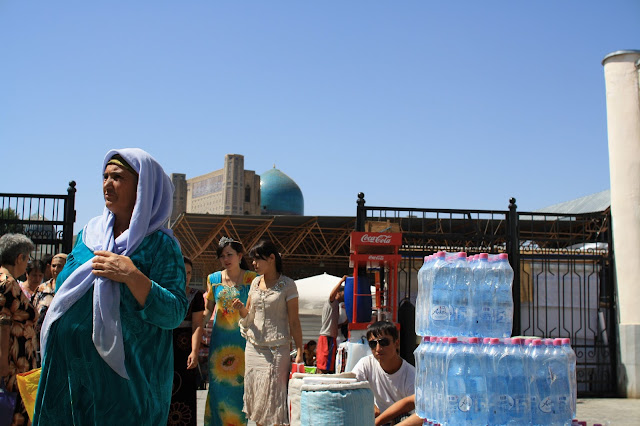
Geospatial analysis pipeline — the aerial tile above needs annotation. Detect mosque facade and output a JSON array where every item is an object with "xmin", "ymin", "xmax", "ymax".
[{"xmin": 170, "ymin": 154, "xmax": 303, "ymax": 222}]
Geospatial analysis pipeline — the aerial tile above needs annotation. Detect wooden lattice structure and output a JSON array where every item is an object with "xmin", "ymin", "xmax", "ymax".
[{"xmin": 171, "ymin": 213, "xmax": 356, "ymax": 283}]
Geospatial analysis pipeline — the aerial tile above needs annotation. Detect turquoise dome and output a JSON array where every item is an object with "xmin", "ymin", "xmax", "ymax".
[{"xmin": 260, "ymin": 167, "xmax": 304, "ymax": 215}]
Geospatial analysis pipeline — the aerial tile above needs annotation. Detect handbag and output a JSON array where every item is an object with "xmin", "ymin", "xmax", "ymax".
[
  {"xmin": 0, "ymin": 377, "xmax": 17, "ymax": 426},
  {"xmin": 16, "ymin": 368, "xmax": 41, "ymax": 422}
]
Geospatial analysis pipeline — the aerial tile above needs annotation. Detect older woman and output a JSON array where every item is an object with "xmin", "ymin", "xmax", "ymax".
[
  {"xmin": 0, "ymin": 233, "xmax": 38, "ymax": 426},
  {"xmin": 32, "ymin": 253, "xmax": 67, "ymax": 366},
  {"xmin": 33, "ymin": 148, "xmax": 188, "ymax": 425},
  {"xmin": 20, "ymin": 259, "xmax": 45, "ymax": 301}
]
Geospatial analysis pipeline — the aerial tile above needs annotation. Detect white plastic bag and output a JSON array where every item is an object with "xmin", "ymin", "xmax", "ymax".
[{"xmin": 344, "ymin": 337, "xmax": 372, "ymax": 372}]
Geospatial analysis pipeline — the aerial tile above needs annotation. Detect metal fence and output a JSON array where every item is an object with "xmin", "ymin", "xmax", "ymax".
[
  {"xmin": 356, "ymin": 193, "xmax": 617, "ymax": 397},
  {"xmin": 0, "ymin": 181, "xmax": 77, "ymax": 258}
]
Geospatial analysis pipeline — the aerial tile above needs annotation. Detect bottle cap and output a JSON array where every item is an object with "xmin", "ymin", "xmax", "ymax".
[
  {"xmin": 483, "ymin": 337, "xmax": 491, "ymax": 344},
  {"xmin": 479, "ymin": 253, "xmax": 489, "ymax": 259},
  {"xmin": 562, "ymin": 338, "xmax": 571, "ymax": 345},
  {"xmin": 469, "ymin": 337, "xmax": 479, "ymax": 344},
  {"xmin": 532, "ymin": 339, "xmax": 542, "ymax": 346},
  {"xmin": 554, "ymin": 338, "xmax": 563, "ymax": 346},
  {"xmin": 499, "ymin": 253, "xmax": 509, "ymax": 260},
  {"xmin": 511, "ymin": 338, "xmax": 522, "ymax": 345},
  {"xmin": 449, "ymin": 337, "xmax": 458, "ymax": 344},
  {"xmin": 489, "ymin": 338, "xmax": 500, "ymax": 344},
  {"xmin": 456, "ymin": 252, "xmax": 466, "ymax": 258},
  {"xmin": 430, "ymin": 336, "xmax": 438, "ymax": 343}
]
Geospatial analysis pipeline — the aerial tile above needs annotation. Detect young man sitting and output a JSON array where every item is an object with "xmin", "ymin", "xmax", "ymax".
[{"xmin": 352, "ymin": 320, "xmax": 416, "ymax": 422}]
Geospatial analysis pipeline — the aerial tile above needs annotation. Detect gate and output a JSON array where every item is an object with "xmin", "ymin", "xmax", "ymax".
[
  {"xmin": 0, "ymin": 181, "xmax": 77, "ymax": 258},
  {"xmin": 356, "ymin": 193, "xmax": 617, "ymax": 397}
]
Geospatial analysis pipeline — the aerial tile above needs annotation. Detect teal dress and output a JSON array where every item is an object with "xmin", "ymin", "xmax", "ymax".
[
  {"xmin": 33, "ymin": 230, "xmax": 188, "ymax": 426},
  {"xmin": 204, "ymin": 270, "xmax": 256, "ymax": 426}
]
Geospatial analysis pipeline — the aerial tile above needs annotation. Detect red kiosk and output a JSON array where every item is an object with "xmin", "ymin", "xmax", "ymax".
[{"xmin": 348, "ymin": 231, "xmax": 403, "ymax": 335}]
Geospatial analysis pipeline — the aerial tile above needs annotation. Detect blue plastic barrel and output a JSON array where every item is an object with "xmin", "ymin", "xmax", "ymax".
[{"xmin": 344, "ymin": 276, "xmax": 372, "ymax": 323}]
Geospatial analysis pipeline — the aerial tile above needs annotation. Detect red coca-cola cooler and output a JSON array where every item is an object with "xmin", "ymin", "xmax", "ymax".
[{"xmin": 348, "ymin": 231, "xmax": 402, "ymax": 332}]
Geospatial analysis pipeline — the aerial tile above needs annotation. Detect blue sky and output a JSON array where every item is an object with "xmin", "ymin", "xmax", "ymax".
[{"xmin": 1, "ymin": 1, "xmax": 638, "ymax": 232}]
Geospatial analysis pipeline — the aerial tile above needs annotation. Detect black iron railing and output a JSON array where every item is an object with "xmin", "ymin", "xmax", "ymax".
[
  {"xmin": 0, "ymin": 181, "xmax": 77, "ymax": 257},
  {"xmin": 355, "ymin": 192, "xmax": 616, "ymax": 397}
]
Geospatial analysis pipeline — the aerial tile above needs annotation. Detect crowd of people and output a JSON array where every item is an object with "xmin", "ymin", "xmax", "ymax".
[{"xmin": 0, "ymin": 148, "xmax": 416, "ymax": 426}]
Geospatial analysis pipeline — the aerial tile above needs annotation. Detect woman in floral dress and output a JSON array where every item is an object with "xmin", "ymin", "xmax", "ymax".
[
  {"xmin": 0, "ymin": 233, "xmax": 38, "ymax": 426},
  {"xmin": 202, "ymin": 237, "xmax": 256, "ymax": 426}
]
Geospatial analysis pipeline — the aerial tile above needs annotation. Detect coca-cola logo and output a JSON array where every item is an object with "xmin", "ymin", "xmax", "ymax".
[
  {"xmin": 360, "ymin": 233, "xmax": 392, "ymax": 244},
  {"xmin": 368, "ymin": 255, "xmax": 385, "ymax": 261}
]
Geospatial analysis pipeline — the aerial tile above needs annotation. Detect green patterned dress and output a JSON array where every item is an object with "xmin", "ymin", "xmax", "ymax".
[
  {"xmin": 33, "ymin": 230, "xmax": 188, "ymax": 426},
  {"xmin": 204, "ymin": 270, "xmax": 257, "ymax": 426}
]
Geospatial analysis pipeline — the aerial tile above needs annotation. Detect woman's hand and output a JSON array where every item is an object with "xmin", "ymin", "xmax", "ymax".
[
  {"xmin": 92, "ymin": 251, "xmax": 138, "ymax": 283},
  {"xmin": 295, "ymin": 351, "xmax": 303, "ymax": 364},
  {"xmin": 232, "ymin": 298, "xmax": 248, "ymax": 318},
  {"xmin": 187, "ymin": 351, "xmax": 198, "ymax": 370},
  {"xmin": 231, "ymin": 298, "xmax": 244, "ymax": 311},
  {"xmin": 92, "ymin": 250, "xmax": 152, "ymax": 306}
]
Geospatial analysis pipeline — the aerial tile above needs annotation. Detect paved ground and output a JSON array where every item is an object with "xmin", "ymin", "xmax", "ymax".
[{"xmin": 196, "ymin": 390, "xmax": 640, "ymax": 425}]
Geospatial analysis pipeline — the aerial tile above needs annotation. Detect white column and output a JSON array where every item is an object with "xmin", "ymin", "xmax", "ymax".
[{"xmin": 602, "ymin": 50, "xmax": 640, "ymax": 398}]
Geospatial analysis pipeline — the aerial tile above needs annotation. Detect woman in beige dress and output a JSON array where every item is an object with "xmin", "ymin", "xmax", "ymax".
[{"xmin": 233, "ymin": 240, "xmax": 303, "ymax": 426}]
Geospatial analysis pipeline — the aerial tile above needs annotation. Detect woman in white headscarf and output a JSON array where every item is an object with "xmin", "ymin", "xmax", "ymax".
[{"xmin": 33, "ymin": 148, "xmax": 188, "ymax": 425}]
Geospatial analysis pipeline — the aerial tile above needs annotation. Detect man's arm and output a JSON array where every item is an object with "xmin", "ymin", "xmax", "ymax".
[
  {"xmin": 395, "ymin": 413, "xmax": 423, "ymax": 426},
  {"xmin": 329, "ymin": 275, "xmax": 347, "ymax": 302},
  {"xmin": 375, "ymin": 394, "xmax": 415, "ymax": 426}
]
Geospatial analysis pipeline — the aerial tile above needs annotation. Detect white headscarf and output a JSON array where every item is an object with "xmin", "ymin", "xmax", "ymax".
[{"xmin": 40, "ymin": 148, "xmax": 175, "ymax": 379}]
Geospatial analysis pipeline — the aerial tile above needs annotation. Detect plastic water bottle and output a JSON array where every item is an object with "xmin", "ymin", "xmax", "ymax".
[
  {"xmin": 561, "ymin": 338, "xmax": 577, "ymax": 417},
  {"xmin": 445, "ymin": 338, "xmax": 488, "ymax": 425},
  {"xmin": 424, "ymin": 336, "xmax": 438, "ymax": 422},
  {"xmin": 429, "ymin": 252, "xmax": 451, "ymax": 336},
  {"xmin": 551, "ymin": 339, "xmax": 573, "ymax": 425},
  {"xmin": 444, "ymin": 337, "xmax": 462, "ymax": 425},
  {"xmin": 432, "ymin": 337, "xmax": 449, "ymax": 423},
  {"xmin": 416, "ymin": 256, "xmax": 430, "ymax": 336},
  {"xmin": 501, "ymin": 337, "xmax": 531, "ymax": 424},
  {"xmin": 450, "ymin": 252, "xmax": 472, "ymax": 337},
  {"xmin": 530, "ymin": 339, "xmax": 553, "ymax": 426},
  {"xmin": 486, "ymin": 338, "xmax": 504, "ymax": 425},
  {"xmin": 494, "ymin": 253, "xmax": 514, "ymax": 337},
  {"xmin": 472, "ymin": 253, "xmax": 494, "ymax": 337},
  {"xmin": 414, "ymin": 337, "xmax": 430, "ymax": 419}
]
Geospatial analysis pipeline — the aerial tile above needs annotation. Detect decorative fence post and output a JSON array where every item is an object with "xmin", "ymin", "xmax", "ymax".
[
  {"xmin": 356, "ymin": 192, "xmax": 366, "ymax": 232},
  {"xmin": 507, "ymin": 197, "xmax": 521, "ymax": 336},
  {"xmin": 63, "ymin": 181, "xmax": 77, "ymax": 253}
]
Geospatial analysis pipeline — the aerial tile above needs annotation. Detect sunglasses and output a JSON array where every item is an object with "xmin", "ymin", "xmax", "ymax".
[{"xmin": 368, "ymin": 337, "xmax": 391, "ymax": 350}]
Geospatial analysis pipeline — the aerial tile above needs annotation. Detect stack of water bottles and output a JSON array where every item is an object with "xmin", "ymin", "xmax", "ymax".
[
  {"xmin": 415, "ymin": 251, "xmax": 514, "ymax": 338},
  {"xmin": 414, "ymin": 251, "xmax": 577, "ymax": 425}
]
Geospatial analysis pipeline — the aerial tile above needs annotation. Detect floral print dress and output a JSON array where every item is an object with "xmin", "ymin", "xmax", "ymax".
[
  {"xmin": 203, "ymin": 270, "xmax": 256, "ymax": 426},
  {"xmin": 0, "ymin": 272, "xmax": 38, "ymax": 425}
]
